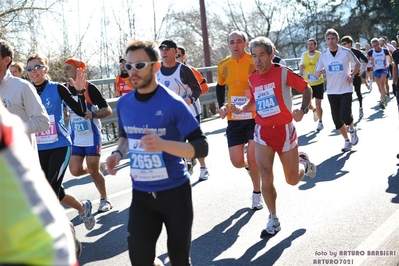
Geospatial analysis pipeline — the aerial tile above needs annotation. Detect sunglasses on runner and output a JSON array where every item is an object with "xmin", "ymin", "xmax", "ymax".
[
  {"xmin": 159, "ymin": 47, "xmax": 173, "ymax": 51},
  {"xmin": 125, "ymin": 61, "xmax": 156, "ymax": 71},
  {"xmin": 176, "ymin": 54, "xmax": 182, "ymax": 58},
  {"xmin": 26, "ymin": 64, "xmax": 45, "ymax": 72}
]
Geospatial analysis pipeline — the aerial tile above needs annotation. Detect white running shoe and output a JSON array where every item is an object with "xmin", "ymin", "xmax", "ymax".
[
  {"xmin": 192, "ymin": 158, "xmax": 197, "ymax": 168},
  {"xmin": 69, "ymin": 222, "xmax": 82, "ymax": 258},
  {"xmin": 359, "ymin": 108, "xmax": 364, "ymax": 119},
  {"xmin": 350, "ymin": 128, "xmax": 359, "ymax": 146},
  {"xmin": 261, "ymin": 215, "xmax": 281, "ymax": 236},
  {"xmin": 317, "ymin": 121, "xmax": 324, "ymax": 131},
  {"xmin": 79, "ymin": 200, "xmax": 96, "ymax": 230},
  {"xmin": 252, "ymin": 193, "xmax": 264, "ymax": 210},
  {"xmin": 245, "ymin": 167, "xmax": 250, "ymax": 176},
  {"xmin": 99, "ymin": 161, "xmax": 107, "ymax": 174},
  {"xmin": 312, "ymin": 110, "xmax": 318, "ymax": 122},
  {"xmin": 199, "ymin": 166, "xmax": 209, "ymax": 181},
  {"xmin": 98, "ymin": 198, "xmax": 113, "ymax": 213},
  {"xmin": 186, "ymin": 159, "xmax": 193, "ymax": 175},
  {"xmin": 298, "ymin": 152, "xmax": 316, "ymax": 178},
  {"xmin": 341, "ymin": 140, "xmax": 352, "ymax": 152}
]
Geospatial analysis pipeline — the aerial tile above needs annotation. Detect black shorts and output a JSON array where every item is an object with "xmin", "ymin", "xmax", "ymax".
[
  {"xmin": 361, "ymin": 71, "xmax": 366, "ymax": 79},
  {"xmin": 226, "ymin": 119, "xmax": 255, "ymax": 147},
  {"xmin": 311, "ymin": 83, "xmax": 325, "ymax": 100}
]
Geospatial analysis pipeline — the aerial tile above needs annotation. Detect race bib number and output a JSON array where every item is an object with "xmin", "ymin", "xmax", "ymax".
[
  {"xmin": 36, "ymin": 114, "xmax": 58, "ymax": 144},
  {"xmin": 230, "ymin": 96, "xmax": 252, "ymax": 119},
  {"xmin": 71, "ymin": 115, "xmax": 90, "ymax": 135},
  {"xmin": 129, "ymin": 139, "xmax": 168, "ymax": 182},
  {"xmin": 328, "ymin": 62, "xmax": 344, "ymax": 74},
  {"xmin": 254, "ymin": 88, "xmax": 281, "ymax": 117},
  {"xmin": 307, "ymin": 73, "xmax": 319, "ymax": 82},
  {"xmin": 374, "ymin": 59, "xmax": 385, "ymax": 69}
]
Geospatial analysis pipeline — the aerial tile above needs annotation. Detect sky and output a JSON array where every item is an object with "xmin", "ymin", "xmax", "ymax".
[
  {"xmin": 51, "ymin": 0, "xmax": 215, "ymax": 41},
  {"xmin": 38, "ymin": 0, "xmax": 223, "ymax": 58}
]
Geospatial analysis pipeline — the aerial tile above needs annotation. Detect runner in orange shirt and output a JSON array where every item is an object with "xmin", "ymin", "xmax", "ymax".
[{"xmin": 216, "ymin": 30, "xmax": 262, "ymax": 210}]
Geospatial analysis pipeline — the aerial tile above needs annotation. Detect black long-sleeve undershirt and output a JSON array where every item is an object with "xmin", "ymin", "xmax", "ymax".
[
  {"xmin": 351, "ymin": 48, "xmax": 368, "ymax": 76},
  {"xmin": 34, "ymin": 80, "xmax": 86, "ymax": 117},
  {"xmin": 216, "ymin": 84, "xmax": 226, "ymax": 108}
]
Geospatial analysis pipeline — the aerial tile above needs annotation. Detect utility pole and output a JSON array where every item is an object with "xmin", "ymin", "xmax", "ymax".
[
  {"xmin": 199, "ymin": 0, "xmax": 216, "ymax": 114},
  {"xmin": 199, "ymin": 0, "xmax": 212, "ymax": 81}
]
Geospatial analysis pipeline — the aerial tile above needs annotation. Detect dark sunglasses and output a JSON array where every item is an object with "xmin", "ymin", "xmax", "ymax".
[
  {"xmin": 176, "ymin": 54, "xmax": 182, "ymax": 58},
  {"xmin": 341, "ymin": 42, "xmax": 347, "ymax": 45},
  {"xmin": 159, "ymin": 47, "xmax": 172, "ymax": 51},
  {"xmin": 26, "ymin": 64, "xmax": 45, "ymax": 72},
  {"xmin": 125, "ymin": 61, "xmax": 156, "ymax": 71}
]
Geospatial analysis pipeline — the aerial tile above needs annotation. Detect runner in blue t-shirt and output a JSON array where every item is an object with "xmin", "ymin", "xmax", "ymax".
[{"xmin": 106, "ymin": 39, "xmax": 208, "ymax": 266}]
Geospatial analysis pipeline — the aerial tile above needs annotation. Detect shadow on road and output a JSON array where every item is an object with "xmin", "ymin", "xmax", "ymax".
[
  {"xmin": 298, "ymin": 151, "xmax": 355, "ymax": 190},
  {"xmin": 157, "ymin": 207, "xmax": 306, "ymax": 266},
  {"xmin": 212, "ymin": 228, "xmax": 306, "ymax": 266},
  {"xmin": 298, "ymin": 131, "xmax": 318, "ymax": 147},
  {"xmin": 386, "ymin": 166, "xmax": 399, "ymax": 203},
  {"xmin": 158, "ymin": 208, "xmax": 256, "ymax": 265},
  {"xmin": 204, "ymin": 127, "xmax": 226, "ymax": 136},
  {"xmin": 74, "ymin": 208, "xmax": 129, "ymax": 265}
]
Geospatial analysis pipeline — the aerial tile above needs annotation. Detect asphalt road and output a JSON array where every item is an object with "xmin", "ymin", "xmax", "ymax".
[{"xmin": 64, "ymin": 81, "xmax": 399, "ymax": 266}]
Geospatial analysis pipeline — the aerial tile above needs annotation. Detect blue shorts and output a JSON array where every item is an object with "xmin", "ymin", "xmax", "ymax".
[
  {"xmin": 71, "ymin": 145, "xmax": 101, "ymax": 157},
  {"xmin": 373, "ymin": 68, "xmax": 387, "ymax": 78}
]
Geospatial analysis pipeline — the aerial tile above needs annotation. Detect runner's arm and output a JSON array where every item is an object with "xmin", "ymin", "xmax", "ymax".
[
  {"xmin": 58, "ymin": 84, "xmax": 86, "ymax": 117},
  {"xmin": 216, "ymin": 84, "xmax": 226, "ymax": 108}
]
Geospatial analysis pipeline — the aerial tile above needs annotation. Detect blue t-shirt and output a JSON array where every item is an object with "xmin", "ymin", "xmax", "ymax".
[
  {"xmin": 36, "ymin": 81, "xmax": 71, "ymax": 150},
  {"xmin": 117, "ymin": 84, "xmax": 200, "ymax": 192}
]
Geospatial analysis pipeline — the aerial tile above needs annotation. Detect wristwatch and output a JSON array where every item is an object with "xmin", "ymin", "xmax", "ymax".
[
  {"xmin": 76, "ymin": 89, "xmax": 86, "ymax": 96},
  {"xmin": 92, "ymin": 112, "xmax": 97, "ymax": 118},
  {"xmin": 301, "ymin": 106, "xmax": 309, "ymax": 114}
]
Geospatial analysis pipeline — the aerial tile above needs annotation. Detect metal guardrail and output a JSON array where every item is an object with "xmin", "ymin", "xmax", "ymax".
[
  {"xmin": 95, "ymin": 58, "xmax": 301, "ymax": 141},
  {"xmin": 97, "ymin": 83, "xmax": 218, "ymax": 142}
]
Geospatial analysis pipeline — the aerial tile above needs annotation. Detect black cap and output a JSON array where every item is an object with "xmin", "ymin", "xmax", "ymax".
[
  {"xmin": 119, "ymin": 56, "xmax": 126, "ymax": 63},
  {"xmin": 159, "ymin": 40, "xmax": 177, "ymax": 49}
]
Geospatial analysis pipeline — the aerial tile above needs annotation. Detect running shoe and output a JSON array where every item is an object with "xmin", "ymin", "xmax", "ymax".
[
  {"xmin": 261, "ymin": 215, "xmax": 281, "ymax": 236},
  {"xmin": 79, "ymin": 200, "xmax": 95, "ymax": 230},
  {"xmin": 98, "ymin": 198, "xmax": 113, "ymax": 213},
  {"xmin": 186, "ymin": 159, "xmax": 193, "ymax": 175},
  {"xmin": 69, "ymin": 222, "xmax": 82, "ymax": 258},
  {"xmin": 99, "ymin": 161, "xmax": 107, "ymax": 174},
  {"xmin": 312, "ymin": 110, "xmax": 318, "ymax": 122},
  {"xmin": 299, "ymin": 152, "xmax": 316, "ymax": 178},
  {"xmin": 359, "ymin": 107, "xmax": 364, "ymax": 119},
  {"xmin": 199, "ymin": 166, "xmax": 209, "ymax": 181},
  {"xmin": 379, "ymin": 101, "xmax": 385, "ymax": 109},
  {"xmin": 245, "ymin": 167, "xmax": 250, "ymax": 176},
  {"xmin": 192, "ymin": 158, "xmax": 197, "ymax": 168},
  {"xmin": 317, "ymin": 121, "xmax": 324, "ymax": 131},
  {"xmin": 350, "ymin": 128, "xmax": 359, "ymax": 146},
  {"xmin": 252, "ymin": 193, "xmax": 264, "ymax": 210},
  {"xmin": 341, "ymin": 139, "xmax": 352, "ymax": 152}
]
